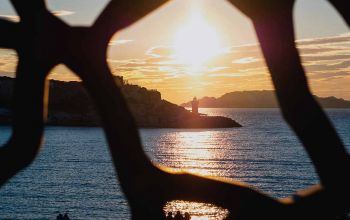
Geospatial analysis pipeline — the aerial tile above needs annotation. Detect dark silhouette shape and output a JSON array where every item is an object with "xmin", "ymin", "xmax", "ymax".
[
  {"xmin": 0, "ymin": 0, "xmax": 350, "ymax": 219},
  {"xmin": 184, "ymin": 212, "xmax": 191, "ymax": 220},
  {"xmin": 63, "ymin": 213, "xmax": 70, "ymax": 220},
  {"xmin": 56, "ymin": 213, "xmax": 63, "ymax": 220},
  {"xmin": 166, "ymin": 212, "xmax": 174, "ymax": 220},
  {"xmin": 174, "ymin": 211, "xmax": 184, "ymax": 220},
  {"xmin": 191, "ymin": 97, "xmax": 199, "ymax": 115}
]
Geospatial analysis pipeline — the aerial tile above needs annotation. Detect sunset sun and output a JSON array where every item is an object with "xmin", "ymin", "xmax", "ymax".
[{"xmin": 172, "ymin": 12, "xmax": 222, "ymax": 73}]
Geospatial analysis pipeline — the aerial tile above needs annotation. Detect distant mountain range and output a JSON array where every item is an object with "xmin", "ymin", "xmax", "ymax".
[{"xmin": 181, "ymin": 90, "xmax": 350, "ymax": 108}]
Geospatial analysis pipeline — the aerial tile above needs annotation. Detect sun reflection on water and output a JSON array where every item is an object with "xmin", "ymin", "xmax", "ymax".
[
  {"xmin": 165, "ymin": 130, "xmax": 229, "ymax": 176},
  {"xmin": 164, "ymin": 200, "xmax": 230, "ymax": 220},
  {"xmin": 160, "ymin": 131, "xmax": 232, "ymax": 219}
]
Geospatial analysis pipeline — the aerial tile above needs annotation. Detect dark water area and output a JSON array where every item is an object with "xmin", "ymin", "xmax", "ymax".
[{"xmin": 0, "ymin": 108, "xmax": 349, "ymax": 219}]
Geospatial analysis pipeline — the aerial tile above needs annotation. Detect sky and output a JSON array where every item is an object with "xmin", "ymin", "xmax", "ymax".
[{"xmin": 1, "ymin": 0, "xmax": 350, "ymax": 104}]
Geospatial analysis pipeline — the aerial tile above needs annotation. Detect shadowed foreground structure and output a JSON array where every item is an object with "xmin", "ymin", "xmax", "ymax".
[{"xmin": 0, "ymin": 0, "xmax": 350, "ymax": 219}]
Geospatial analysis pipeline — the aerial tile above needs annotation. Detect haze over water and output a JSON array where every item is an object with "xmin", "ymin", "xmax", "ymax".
[{"xmin": 0, "ymin": 108, "xmax": 349, "ymax": 219}]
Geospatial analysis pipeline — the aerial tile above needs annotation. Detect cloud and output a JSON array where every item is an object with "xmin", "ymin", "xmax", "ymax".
[
  {"xmin": 305, "ymin": 59, "xmax": 350, "ymax": 72},
  {"xmin": 109, "ymin": 32, "xmax": 350, "ymax": 102},
  {"xmin": 0, "ymin": 15, "xmax": 19, "ymax": 22},
  {"xmin": 298, "ymin": 47, "xmax": 345, "ymax": 55},
  {"xmin": 1, "ymin": 30, "xmax": 350, "ymax": 103},
  {"xmin": 297, "ymin": 33, "xmax": 350, "ymax": 46},
  {"xmin": 233, "ymin": 57, "xmax": 260, "ymax": 64},
  {"xmin": 302, "ymin": 54, "xmax": 350, "ymax": 62},
  {"xmin": 0, "ymin": 10, "xmax": 75, "ymax": 22},
  {"xmin": 309, "ymin": 71, "xmax": 350, "ymax": 80},
  {"xmin": 52, "ymin": 10, "xmax": 75, "ymax": 17},
  {"xmin": 145, "ymin": 46, "xmax": 174, "ymax": 58},
  {"xmin": 109, "ymin": 39, "xmax": 134, "ymax": 46},
  {"xmin": 208, "ymin": 73, "xmax": 244, "ymax": 78}
]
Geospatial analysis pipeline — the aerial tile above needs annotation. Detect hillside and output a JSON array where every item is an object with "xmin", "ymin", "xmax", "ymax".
[
  {"xmin": 0, "ymin": 76, "xmax": 240, "ymax": 128},
  {"xmin": 181, "ymin": 90, "xmax": 350, "ymax": 108}
]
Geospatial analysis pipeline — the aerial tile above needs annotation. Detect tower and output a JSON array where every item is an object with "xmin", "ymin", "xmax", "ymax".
[{"xmin": 191, "ymin": 97, "xmax": 199, "ymax": 115}]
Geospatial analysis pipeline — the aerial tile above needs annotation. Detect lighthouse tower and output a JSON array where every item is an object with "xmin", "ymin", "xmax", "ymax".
[{"xmin": 191, "ymin": 97, "xmax": 199, "ymax": 115}]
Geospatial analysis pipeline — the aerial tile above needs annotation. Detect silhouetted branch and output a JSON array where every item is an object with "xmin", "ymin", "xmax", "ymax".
[
  {"xmin": 92, "ymin": 0, "xmax": 168, "ymax": 44},
  {"xmin": 66, "ymin": 55, "xmax": 283, "ymax": 219},
  {"xmin": 0, "ymin": 58, "xmax": 50, "ymax": 186},
  {"xmin": 228, "ymin": 0, "xmax": 294, "ymax": 19},
  {"xmin": 251, "ymin": 4, "xmax": 349, "ymax": 192},
  {"xmin": 328, "ymin": 0, "xmax": 350, "ymax": 26},
  {"xmin": 0, "ymin": 19, "xmax": 18, "ymax": 49},
  {"xmin": 10, "ymin": 0, "xmax": 48, "ymax": 22}
]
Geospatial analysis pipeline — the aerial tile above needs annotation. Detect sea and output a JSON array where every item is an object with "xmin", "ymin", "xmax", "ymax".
[{"xmin": 0, "ymin": 108, "xmax": 349, "ymax": 219}]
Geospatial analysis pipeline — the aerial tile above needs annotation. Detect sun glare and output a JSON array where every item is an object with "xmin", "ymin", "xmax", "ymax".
[{"xmin": 173, "ymin": 12, "xmax": 222, "ymax": 73}]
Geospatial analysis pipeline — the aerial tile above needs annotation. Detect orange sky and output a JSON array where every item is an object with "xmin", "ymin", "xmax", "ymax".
[{"xmin": 1, "ymin": 0, "xmax": 350, "ymax": 104}]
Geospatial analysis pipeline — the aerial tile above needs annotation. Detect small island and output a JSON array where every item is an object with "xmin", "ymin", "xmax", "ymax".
[{"xmin": 0, "ymin": 76, "xmax": 241, "ymax": 128}]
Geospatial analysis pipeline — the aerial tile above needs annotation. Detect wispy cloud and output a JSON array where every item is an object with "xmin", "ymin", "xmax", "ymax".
[
  {"xmin": 233, "ymin": 57, "xmax": 259, "ymax": 64},
  {"xmin": 0, "ymin": 15, "xmax": 19, "ymax": 22},
  {"xmin": 0, "ymin": 10, "xmax": 75, "ymax": 22},
  {"xmin": 52, "ymin": 10, "xmax": 75, "ymax": 17},
  {"xmin": 1, "ymin": 32, "xmax": 350, "ymax": 103},
  {"xmin": 108, "ymin": 32, "xmax": 350, "ymax": 102},
  {"xmin": 145, "ymin": 46, "xmax": 174, "ymax": 58},
  {"xmin": 109, "ymin": 39, "xmax": 134, "ymax": 46}
]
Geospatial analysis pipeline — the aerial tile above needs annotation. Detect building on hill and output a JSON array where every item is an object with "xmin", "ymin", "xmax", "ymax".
[{"xmin": 113, "ymin": 75, "xmax": 125, "ymax": 87}]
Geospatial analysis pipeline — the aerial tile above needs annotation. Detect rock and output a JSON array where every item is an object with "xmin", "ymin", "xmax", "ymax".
[{"xmin": 0, "ymin": 76, "xmax": 241, "ymax": 128}]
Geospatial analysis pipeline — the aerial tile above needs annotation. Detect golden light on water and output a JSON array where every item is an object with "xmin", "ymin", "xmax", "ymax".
[
  {"xmin": 169, "ymin": 131, "xmax": 223, "ymax": 176},
  {"xmin": 164, "ymin": 200, "xmax": 229, "ymax": 220},
  {"xmin": 161, "ymin": 131, "xmax": 231, "ymax": 219},
  {"xmin": 172, "ymin": 11, "xmax": 222, "ymax": 74}
]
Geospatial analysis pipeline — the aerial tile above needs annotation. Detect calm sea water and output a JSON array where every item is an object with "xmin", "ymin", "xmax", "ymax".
[{"xmin": 0, "ymin": 108, "xmax": 349, "ymax": 219}]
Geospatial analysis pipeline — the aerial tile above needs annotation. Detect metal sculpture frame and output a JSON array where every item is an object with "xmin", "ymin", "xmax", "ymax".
[{"xmin": 0, "ymin": 0, "xmax": 349, "ymax": 219}]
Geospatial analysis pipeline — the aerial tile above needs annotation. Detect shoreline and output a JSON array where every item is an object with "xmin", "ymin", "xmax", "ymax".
[{"xmin": 0, "ymin": 115, "xmax": 242, "ymax": 129}]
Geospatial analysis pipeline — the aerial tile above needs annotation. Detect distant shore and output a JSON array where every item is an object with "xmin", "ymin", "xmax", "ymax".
[{"xmin": 181, "ymin": 90, "xmax": 350, "ymax": 108}]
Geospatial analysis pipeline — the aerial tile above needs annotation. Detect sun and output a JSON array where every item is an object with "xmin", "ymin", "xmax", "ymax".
[{"xmin": 172, "ymin": 12, "xmax": 222, "ymax": 74}]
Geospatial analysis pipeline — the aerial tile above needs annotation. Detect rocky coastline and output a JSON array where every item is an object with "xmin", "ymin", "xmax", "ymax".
[{"xmin": 0, "ymin": 76, "xmax": 241, "ymax": 128}]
